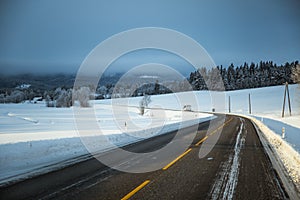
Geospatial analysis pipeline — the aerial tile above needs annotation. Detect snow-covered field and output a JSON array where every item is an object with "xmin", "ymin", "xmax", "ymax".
[
  {"xmin": 124, "ymin": 85, "xmax": 300, "ymax": 153},
  {"xmin": 0, "ymin": 96, "xmax": 213, "ymax": 185},
  {"xmin": 0, "ymin": 84, "xmax": 299, "ymax": 186}
]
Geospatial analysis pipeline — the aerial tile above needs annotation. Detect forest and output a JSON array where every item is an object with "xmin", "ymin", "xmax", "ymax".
[{"xmin": 189, "ymin": 61, "xmax": 298, "ymax": 91}]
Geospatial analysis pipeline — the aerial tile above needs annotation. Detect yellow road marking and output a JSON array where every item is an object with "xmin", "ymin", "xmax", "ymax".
[
  {"xmin": 162, "ymin": 148, "xmax": 192, "ymax": 170},
  {"xmin": 121, "ymin": 180, "xmax": 150, "ymax": 200},
  {"xmin": 195, "ymin": 136, "xmax": 208, "ymax": 146},
  {"xmin": 122, "ymin": 117, "xmax": 235, "ymax": 199},
  {"xmin": 196, "ymin": 118, "xmax": 234, "ymax": 146}
]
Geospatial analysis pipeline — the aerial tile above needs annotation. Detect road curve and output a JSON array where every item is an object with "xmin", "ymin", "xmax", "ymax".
[{"xmin": 0, "ymin": 115, "xmax": 289, "ymax": 199}]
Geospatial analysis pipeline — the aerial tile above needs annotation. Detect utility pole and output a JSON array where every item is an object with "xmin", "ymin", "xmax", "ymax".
[
  {"xmin": 248, "ymin": 93, "xmax": 252, "ymax": 114},
  {"xmin": 282, "ymin": 82, "xmax": 292, "ymax": 118},
  {"xmin": 286, "ymin": 82, "xmax": 292, "ymax": 116},
  {"xmin": 228, "ymin": 96, "xmax": 231, "ymax": 113}
]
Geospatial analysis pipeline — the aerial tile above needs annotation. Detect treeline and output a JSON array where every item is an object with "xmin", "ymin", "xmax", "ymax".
[
  {"xmin": 1, "ymin": 61, "xmax": 299, "ymax": 105},
  {"xmin": 189, "ymin": 61, "xmax": 299, "ymax": 91},
  {"xmin": 0, "ymin": 73, "xmax": 121, "ymax": 104}
]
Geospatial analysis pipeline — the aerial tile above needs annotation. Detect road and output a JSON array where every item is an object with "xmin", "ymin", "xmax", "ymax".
[{"xmin": 0, "ymin": 115, "xmax": 288, "ymax": 199}]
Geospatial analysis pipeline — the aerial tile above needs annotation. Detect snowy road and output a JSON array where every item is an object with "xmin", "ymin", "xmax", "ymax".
[{"xmin": 0, "ymin": 115, "xmax": 290, "ymax": 199}]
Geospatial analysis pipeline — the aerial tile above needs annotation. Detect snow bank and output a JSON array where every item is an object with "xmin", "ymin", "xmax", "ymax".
[
  {"xmin": 253, "ymin": 116, "xmax": 300, "ymax": 153},
  {"xmin": 259, "ymin": 114, "xmax": 300, "ymax": 129},
  {"xmin": 0, "ymin": 137, "xmax": 88, "ymax": 186},
  {"xmin": 0, "ymin": 115, "xmax": 212, "ymax": 186}
]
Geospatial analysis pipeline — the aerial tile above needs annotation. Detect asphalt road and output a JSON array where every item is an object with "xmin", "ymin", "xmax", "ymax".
[{"xmin": 0, "ymin": 115, "xmax": 288, "ymax": 200}]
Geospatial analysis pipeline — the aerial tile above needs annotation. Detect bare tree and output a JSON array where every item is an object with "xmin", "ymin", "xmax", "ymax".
[{"xmin": 139, "ymin": 94, "xmax": 151, "ymax": 115}]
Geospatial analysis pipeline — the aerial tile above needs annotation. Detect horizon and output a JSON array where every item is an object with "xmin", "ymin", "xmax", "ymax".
[{"xmin": 0, "ymin": 59, "xmax": 298, "ymax": 77}]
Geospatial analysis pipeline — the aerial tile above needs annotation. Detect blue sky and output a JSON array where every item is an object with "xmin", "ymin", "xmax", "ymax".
[{"xmin": 0, "ymin": 0, "xmax": 299, "ymax": 75}]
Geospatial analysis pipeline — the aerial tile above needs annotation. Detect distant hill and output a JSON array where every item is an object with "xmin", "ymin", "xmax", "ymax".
[{"xmin": 0, "ymin": 73, "xmax": 123, "ymax": 92}]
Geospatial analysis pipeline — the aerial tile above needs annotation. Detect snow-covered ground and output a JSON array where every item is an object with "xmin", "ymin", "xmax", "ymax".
[
  {"xmin": 0, "ymin": 97, "xmax": 213, "ymax": 185},
  {"xmin": 0, "ymin": 84, "xmax": 299, "ymax": 187},
  {"xmin": 123, "ymin": 85, "xmax": 300, "ymax": 153},
  {"xmin": 223, "ymin": 84, "xmax": 300, "ymax": 153}
]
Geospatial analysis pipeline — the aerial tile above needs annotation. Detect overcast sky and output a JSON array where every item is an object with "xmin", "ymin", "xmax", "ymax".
[{"xmin": 0, "ymin": 0, "xmax": 299, "ymax": 75}]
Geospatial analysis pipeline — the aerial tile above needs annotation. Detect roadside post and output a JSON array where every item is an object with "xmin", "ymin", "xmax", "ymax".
[{"xmin": 282, "ymin": 127, "xmax": 285, "ymax": 139}]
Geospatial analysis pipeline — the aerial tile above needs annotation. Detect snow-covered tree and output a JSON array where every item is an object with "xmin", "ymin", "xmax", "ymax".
[
  {"xmin": 53, "ymin": 87, "xmax": 62, "ymax": 100},
  {"xmin": 55, "ymin": 89, "xmax": 66, "ymax": 107},
  {"xmin": 97, "ymin": 86, "xmax": 108, "ymax": 96},
  {"xmin": 206, "ymin": 67, "xmax": 224, "ymax": 91},
  {"xmin": 56, "ymin": 89, "xmax": 72, "ymax": 107},
  {"xmin": 139, "ymin": 94, "xmax": 151, "ymax": 115},
  {"xmin": 0, "ymin": 94, "xmax": 5, "ymax": 103},
  {"xmin": 7, "ymin": 90, "xmax": 25, "ymax": 103},
  {"xmin": 45, "ymin": 94, "xmax": 54, "ymax": 107},
  {"xmin": 44, "ymin": 88, "xmax": 73, "ymax": 108},
  {"xmin": 74, "ymin": 87, "xmax": 91, "ymax": 107},
  {"xmin": 292, "ymin": 64, "xmax": 300, "ymax": 84}
]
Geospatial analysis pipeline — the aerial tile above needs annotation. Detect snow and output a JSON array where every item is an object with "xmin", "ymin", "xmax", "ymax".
[
  {"xmin": 0, "ymin": 84, "xmax": 299, "ymax": 187},
  {"xmin": 224, "ymin": 84, "xmax": 299, "ymax": 115},
  {"xmin": 0, "ymin": 98, "xmax": 213, "ymax": 185},
  {"xmin": 139, "ymin": 75, "xmax": 159, "ymax": 79},
  {"xmin": 211, "ymin": 118, "xmax": 246, "ymax": 200},
  {"xmin": 243, "ymin": 115, "xmax": 300, "ymax": 192},
  {"xmin": 253, "ymin": 117, "xmax": 300, "ymax": 153},
  {"xmin": 222, "ymin": 118, "xmax": 246, "ymax": 199},
  {"xmin": 222, "ymin": 84, "xmax": 300, "ymax": 155},
  {"xmin": 15, "ymin": 84, "xmax": 31, "ymax": 89}
]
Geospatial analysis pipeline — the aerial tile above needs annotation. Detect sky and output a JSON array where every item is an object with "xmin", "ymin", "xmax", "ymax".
[{"xmin": 0, "ymin": 0, "xmax": 299, "ymax": 75}]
